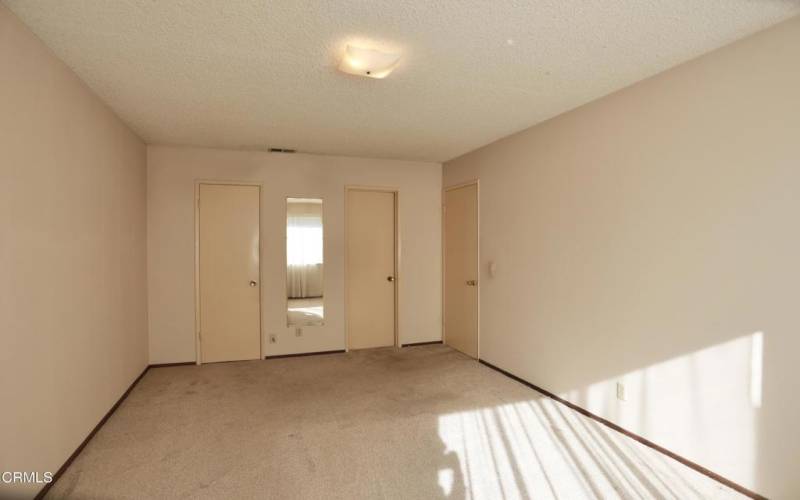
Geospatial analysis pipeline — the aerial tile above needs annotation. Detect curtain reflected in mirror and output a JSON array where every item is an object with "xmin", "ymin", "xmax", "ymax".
[{"xmin": 286, "ymin": 198, "xmax": 324, "ymax": 325}]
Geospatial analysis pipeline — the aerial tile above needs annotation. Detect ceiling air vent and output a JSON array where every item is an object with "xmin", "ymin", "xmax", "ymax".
[{"xmin": 268, "ymin": 147, "xmax": 296, "ymax": 153}]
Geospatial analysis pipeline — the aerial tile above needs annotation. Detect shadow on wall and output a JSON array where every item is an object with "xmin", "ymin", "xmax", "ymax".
[
  {"xmin": 435, "ymin": 396, "xmax": 739, "ymax": 499},
  {"xmin": 435, "ymin": 333, "xmax": 763, "ymax": 498},
  {"xmin": 563, "ymin": 332, "xmax": 763, "ymax": 490},
  {"xmin": 377, "ymin": 344, "xmax": 755, "ymax": 499}
]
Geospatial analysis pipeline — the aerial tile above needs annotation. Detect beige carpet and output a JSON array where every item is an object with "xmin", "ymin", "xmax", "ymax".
[{"xmin": 46, "ymin": 345, "xmax": 744, "ymax": 499}]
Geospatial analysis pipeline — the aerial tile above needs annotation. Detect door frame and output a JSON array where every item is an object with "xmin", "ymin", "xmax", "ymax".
[
  {"xmin": 194, "ymin": 180, "xmax": 264, "ymax": 365},
  {"xmin": 442, "ymin": 179, "xmax": 480, "ymax": 359},
  {"xmin": 344, "ymin": 185, "xmax": 400, "ymax": 351}
]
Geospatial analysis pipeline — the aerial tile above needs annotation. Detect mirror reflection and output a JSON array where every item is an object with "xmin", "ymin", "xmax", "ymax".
[{"xmin": 286, "ymin": 198, "xmax": 324, "ymax": 325}]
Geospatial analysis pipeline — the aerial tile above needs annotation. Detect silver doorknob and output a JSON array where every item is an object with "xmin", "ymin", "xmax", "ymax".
[
  {"xmin": 387, "ymin": 276, "xmax": 395, "ymax": 282},
  {"xmin": 466, "ymin": 280, "xmax": 477, "ymax": 286},
  {"xmin": 249, "ymin": 281, "xmax": 258, "ymax": 287}
]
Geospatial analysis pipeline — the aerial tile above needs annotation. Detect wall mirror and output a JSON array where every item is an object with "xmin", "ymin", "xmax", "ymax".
[{"xmin": 286, "ymin": 198, "xmax": 324, "ymax": 326}]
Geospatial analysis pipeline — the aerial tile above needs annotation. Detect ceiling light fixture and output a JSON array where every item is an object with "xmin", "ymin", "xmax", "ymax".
[{"xmin": 338, "ymin": 45, "xmax": 401, "ymax": 79}]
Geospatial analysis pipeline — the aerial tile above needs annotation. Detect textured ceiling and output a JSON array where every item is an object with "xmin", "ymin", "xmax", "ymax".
[{"xmin": 5, "ymin": 1, "xmax": 799, "ymax": 162}]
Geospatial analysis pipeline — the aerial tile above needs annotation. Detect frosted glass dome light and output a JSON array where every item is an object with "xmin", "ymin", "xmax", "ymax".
[{"xmin": 338, "ymin": 45, "xmax": 401, "ymax": 79}]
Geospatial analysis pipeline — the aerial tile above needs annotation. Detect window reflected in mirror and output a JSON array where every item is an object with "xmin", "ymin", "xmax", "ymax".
[{"xmin": 286, "ymin": 198, "xmax": 324, "ymax": 326}]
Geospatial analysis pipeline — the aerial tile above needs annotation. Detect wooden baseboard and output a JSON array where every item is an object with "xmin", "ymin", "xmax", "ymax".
[
  {"xmin": 41, "ymin": 355, "xmax": 754, "ymax": 499},
  {"xmin": 478, "ymin": 359, "xmax": 765, "ymax": 500},
  {"xmin": 264, "ymin": 349, "xmax": 345, "ymax": 360},
  {"xmin": 401, "ymin": 340, "xmax": 444, "ymax": 347},
  {"xmin": 149, "ymin": 361, "xmax": 195, "ymax": 368},
  {"xmin": 35, "ymin": 364, "xmax": 150, "ymax": 500}
]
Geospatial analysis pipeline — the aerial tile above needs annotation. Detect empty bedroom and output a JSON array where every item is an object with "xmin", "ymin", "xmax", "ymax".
[{"xmin": 1, "ymin": 1, "xmax": 799, "ymax": 499}]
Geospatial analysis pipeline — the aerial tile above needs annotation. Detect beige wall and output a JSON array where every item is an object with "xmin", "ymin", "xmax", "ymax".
[
  {"xmin": 0, "ymin": 5, "xmax": 148, "ymax": 499},
  {"xmin": 444, "ymin": 16, "xmax": 800, "ymax": 499},
  {"xmin": 147, "ymin": 146, "xmax": 441, "ymax": 362}
]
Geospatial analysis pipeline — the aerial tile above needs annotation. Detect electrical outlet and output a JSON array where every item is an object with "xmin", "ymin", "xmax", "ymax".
[
  {"xmin": 269, "ymin": 334, "xmax": 277, "ymax": 344},
  {"xmin": 616, "ymin": 382, "xmax": 627, "ymax": 401},
  {"xmin": 295, "ymin": 327, "xmax": 302, "ymax": 337}
]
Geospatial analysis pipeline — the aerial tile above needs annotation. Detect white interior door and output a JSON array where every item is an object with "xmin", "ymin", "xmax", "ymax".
[
  {"xmin": 198, "ymin": 183, "xmax": 261, "ymax": 363},
  {"xmin": 444, "ymin": 183, "xmax": 479, "ymax": 358},
  {"xmin": 346, "ymin": 189, "xmax": 396, "ymax": 349}
]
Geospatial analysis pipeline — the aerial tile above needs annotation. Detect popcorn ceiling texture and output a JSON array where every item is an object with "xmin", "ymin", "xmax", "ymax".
[{"xmin": 5, "ymin": 0, "xmax": 799, "ymax": 162}]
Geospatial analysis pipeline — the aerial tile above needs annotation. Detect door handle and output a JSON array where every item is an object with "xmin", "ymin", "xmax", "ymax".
[
  {"xmin": 466, "ymin": 280, "xmax": 477, "ymax": 286},
  {"xmin": 250, "ymin": 280, "xmax": 258, "ymax": 287},
  {"xmin": 387, "ymin": 276, "xmax": 395, "ymax": 282}
]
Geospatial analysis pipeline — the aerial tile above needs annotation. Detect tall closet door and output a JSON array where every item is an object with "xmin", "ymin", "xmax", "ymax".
[
  {"xmin": 444, "ymin": 183, "xmax": 478, "ymax": 358},
  {"xmin": 346, "ymin": 189, "xmax": 396, "ymax": 350},
  {"xmin": 198, "ymin": 184, "xmax": 261, "ymax": 363}
]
